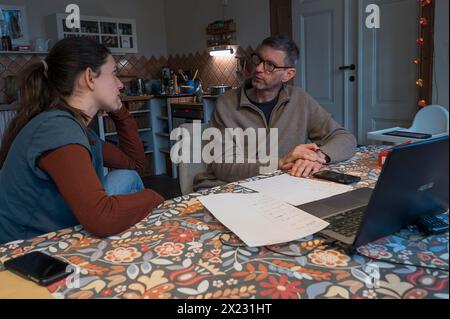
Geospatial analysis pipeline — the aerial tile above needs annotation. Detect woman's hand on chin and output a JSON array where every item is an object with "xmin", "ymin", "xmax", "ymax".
[
  {"xmin": 111, "ymin": 99, "xmax": 123, "ymax": 113},
  {"xmin": 98, "ymin": 103, "xmax": 122, "ymax": 117}
]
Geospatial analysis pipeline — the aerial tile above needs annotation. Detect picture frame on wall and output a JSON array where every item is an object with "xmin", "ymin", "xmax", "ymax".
[{"xmin": 0, "ymin": 5, "xmax": 30, "ymax": 46}]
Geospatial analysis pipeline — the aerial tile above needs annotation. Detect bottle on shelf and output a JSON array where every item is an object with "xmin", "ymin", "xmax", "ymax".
[
  {"xmin": 160, "ymin": 79, "xmax": 166, "ymax": 95},
  {"xmin": 194, "ymin": 79, "xmax": 203, "ymax": 103},
  {"xmin": 168, "ymin": 71, "xmax": 175, "ymax": 95},
  {"xmin": 1, "ymin": 35, "xmax": 12, "ymax": 51},
  {"xmin": 1, "ymin": 23, "xmax": 12, "ymax": 51},
  {"xmin": 161, "ymin": 66, "xmax": 171, "ymax": 95},
  {"xmin": 173, "ymin": 74, "xmax": 179, "ymax": 94}
]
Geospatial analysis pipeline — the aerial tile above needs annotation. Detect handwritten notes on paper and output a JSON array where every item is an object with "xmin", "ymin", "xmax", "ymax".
[
  {"xmin": 198, "ymin": 193, "xmax": 329, "ymax": 247},
  {"xmin": 241, "ymin": 174, "xmax": 353, "ymax": 206}
]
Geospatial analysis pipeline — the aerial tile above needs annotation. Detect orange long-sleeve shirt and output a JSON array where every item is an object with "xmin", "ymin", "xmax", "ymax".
[{"xmin": 38, "ymin": 107, "xmax": 164, "ymax": 237}]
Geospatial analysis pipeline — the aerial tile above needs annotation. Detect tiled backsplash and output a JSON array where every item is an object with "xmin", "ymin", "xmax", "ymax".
[
  {"xmin": 0, "ymin": 46, "xmax": 254, "ymax": 104},
  {"xmin": 0, "ymin": 54, "xmax": 45, "ymax": 104}
]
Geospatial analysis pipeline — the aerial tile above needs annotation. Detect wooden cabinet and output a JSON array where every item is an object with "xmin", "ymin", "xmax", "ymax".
[
  {"xmin": 206, "ymin": 19, "xmax": 237, "ymax": 48},
  {"xmin": 48, "ymin": 14, "xmax": 138, "ymax": 53}
]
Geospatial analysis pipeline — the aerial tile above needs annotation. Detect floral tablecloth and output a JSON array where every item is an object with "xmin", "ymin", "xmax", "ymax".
[{"xmin": 0, "ymin": 146, "xmax": 448, "ymax": 299}]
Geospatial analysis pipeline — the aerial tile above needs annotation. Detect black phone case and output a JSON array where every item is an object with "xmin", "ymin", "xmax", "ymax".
[
  {"xmin": 4, "ymin": 251, "xmax": 73, "ymax": 286},
  {"xmin": 313, "ymin": 171, "xmax": 361, "ymax": 185}
]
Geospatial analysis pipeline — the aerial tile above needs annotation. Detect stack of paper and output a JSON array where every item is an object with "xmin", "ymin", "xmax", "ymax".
[
  {"xmin": 241, "ymin": 174, "xmax": 353, "ymax": 206},
  {"xmin": 198, "ymin": 193, "xmax": 329, "ymax": 247}
]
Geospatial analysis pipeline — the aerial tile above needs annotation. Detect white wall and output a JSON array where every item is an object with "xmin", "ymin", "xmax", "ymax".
[
  {"xmin": 1, "ymin": 0, "xmax": 168, "ymax": 57},
  {"xmin": 2, "ymin": 0, "xmax": 270, "ymax": 57},
  {"xmin": 163, "ymin": 0, "xmax": 270, "ymax": 56},
  {"xmin": 433, "ymin": 0, "xmax": 449, "ymax": 109}
]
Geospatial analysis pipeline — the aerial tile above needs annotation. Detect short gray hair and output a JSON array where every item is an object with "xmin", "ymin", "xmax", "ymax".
[{"xmin": 259, "ymin": 36, "xmax": 300, "ymax": 66}]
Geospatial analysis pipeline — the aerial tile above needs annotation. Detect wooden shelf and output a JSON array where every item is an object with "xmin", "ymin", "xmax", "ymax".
[
  {"xmin": 171, "ymin": 102, "xmax": 203, "ymax": 107},
  {"xmin": 206, "ymin": 21, "xmax": 236, "ymax": 35},
  {"xmin": 0, "ymin": 104, "xmax": 18, "ymax": 111},
  {"xmin": 53, "ymin": 13, "xmax": 138, "ymax": 54},
  {"xmin": 206, "ymin": 20, "xmax": 236, "ymax": 48},
  {"xmin": 155, "ymin": 93, "xmax": 195, "ymax": 98},
  {"xmin": 105, "ymin": 128, "xmax": 151, "ymax": 137},
  {"xmin": 160, "ymin": 148, "xmax": 171, "ymax": 154},
  {"xmin": 120, "ymin": 95, "xmax": 153, "ymax": 102},
  {"xmin": 104, "ymin": 132, "xmax": 117, "ymax": 137},
  {"xmin": 0, "ymin": 51, "xmax": 48, "ymax": 54},
  {"xmin": 206, "ymin": 28, "xmax": 236, "ymax": 36},
  {"xmin": 129, "ymin": 109, "xmax": 150, "ymax": 115}
]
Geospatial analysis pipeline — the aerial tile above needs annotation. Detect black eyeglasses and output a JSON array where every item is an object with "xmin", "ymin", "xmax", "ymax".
[{"xmin": 250, "ymin": 53, "xmax": 294, "ymax": 73}]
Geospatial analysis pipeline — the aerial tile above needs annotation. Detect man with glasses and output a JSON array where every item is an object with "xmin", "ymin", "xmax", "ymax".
[{"xmin": 194, "ymin": 36, "xmax": 357, "ymax": 190}]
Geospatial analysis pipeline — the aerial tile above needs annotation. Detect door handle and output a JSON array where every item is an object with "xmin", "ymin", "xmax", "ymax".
[{"xmin": 338, "ymin": 64, "xmax": 356, "ymax": 70}]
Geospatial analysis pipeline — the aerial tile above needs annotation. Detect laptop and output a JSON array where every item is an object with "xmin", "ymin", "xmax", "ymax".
[{"xmin": 298, "ymin": 136, "xmax": 449, "ymax": 250}]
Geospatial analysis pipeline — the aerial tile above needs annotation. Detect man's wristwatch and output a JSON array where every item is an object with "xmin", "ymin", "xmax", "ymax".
[{"xmin": 319, "ymin": 150, "xmax": 331, "ymax": 163}]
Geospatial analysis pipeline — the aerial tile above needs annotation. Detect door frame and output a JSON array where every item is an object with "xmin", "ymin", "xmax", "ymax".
[{"xmin": 270, "ymin": 0, "xmax": 293, "ymax": 38}]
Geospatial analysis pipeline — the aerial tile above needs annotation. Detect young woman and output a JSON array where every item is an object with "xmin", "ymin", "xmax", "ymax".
[{"xmin": 0, "ymin": 37, "xmax": 164, "ymax": 244}]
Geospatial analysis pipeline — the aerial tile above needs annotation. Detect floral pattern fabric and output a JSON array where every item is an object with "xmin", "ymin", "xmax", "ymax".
[{"xmin": 0, "ymin": 146, "xmax": 448, "ymax": 299}]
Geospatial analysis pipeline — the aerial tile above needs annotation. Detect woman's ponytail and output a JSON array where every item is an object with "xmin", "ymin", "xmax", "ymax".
[
  {"xmin": 0, "ymin": 37, "xmax": 110, "ymax": 168},
  {"xmin": 0, "ymin": 61, "xmax": 52, "ymax": 168}
]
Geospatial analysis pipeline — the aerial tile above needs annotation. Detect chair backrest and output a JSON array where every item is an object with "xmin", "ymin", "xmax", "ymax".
[
  {"xmin": 178, "ymin": 122, "xmax": 209, "ymax": 195},
  {"xmin": 409, "ymin": 105, "xmax": 449, "ymax": 135}
]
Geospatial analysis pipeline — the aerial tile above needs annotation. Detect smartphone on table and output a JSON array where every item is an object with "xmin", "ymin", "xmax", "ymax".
[
  {"xmin": 4, "ymin": 251, "xmax": 73, "ymax": 286},
  {"xmin": 313, "ymin": 170, "xmax": 361, "ymax": 185},
  {"xmin": 382, "ymin": 130, "xmax": 432, "ymax": 139}
]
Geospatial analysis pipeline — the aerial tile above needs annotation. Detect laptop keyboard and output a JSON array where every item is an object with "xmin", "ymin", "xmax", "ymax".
[{"xmin": 324, "ymin": 207, "xmax": 367, "ymax": 237}]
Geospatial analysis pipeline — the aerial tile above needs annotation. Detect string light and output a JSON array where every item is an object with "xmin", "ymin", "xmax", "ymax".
[
  {"xmin": 419, "ymin": 17, "xmax": 429, "ymax": 26},
  {"xmin": 415, "ymin": 0, "xmax": 433, "ymax": 108}
]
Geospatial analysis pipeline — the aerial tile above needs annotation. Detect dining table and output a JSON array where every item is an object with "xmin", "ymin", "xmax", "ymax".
[{"xmin": 0, "ymin": 146, "xmax": 448, "ymax": 299}]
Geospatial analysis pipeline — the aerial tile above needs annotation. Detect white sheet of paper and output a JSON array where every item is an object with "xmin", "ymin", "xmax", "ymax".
[
  {"xmin": 198, "ymin": 193, "xmax": 329, "ymax": 247},
  {"xmin": 241, "ymin": 174, "xmax": 353, "ymax": 206}
]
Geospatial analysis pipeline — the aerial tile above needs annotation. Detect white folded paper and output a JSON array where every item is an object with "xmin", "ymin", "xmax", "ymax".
[{"xmin": 198, "ymin": 193, "xmax": 329, "ymax": 247}]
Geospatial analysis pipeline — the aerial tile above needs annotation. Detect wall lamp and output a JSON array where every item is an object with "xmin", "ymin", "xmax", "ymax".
[{"xmin": 209, "ymin": 46, "xmax": 234, "ymax": 57}]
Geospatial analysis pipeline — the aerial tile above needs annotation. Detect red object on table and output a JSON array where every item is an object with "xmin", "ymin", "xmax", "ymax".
[{"xmin": 378, "ymin": 141, "xmax": 413, "ymax": 167}]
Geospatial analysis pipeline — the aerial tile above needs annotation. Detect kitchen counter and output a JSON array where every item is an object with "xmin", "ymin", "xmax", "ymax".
[
  {"xmin": 153, "ymin": 93, "xmax": 195, "ymax": 98},
  {"xmin": 120, "ymin": 95, "xmax": 154, "ymax": 102},
  {"xmin": 122, "ymin": 93, "xmax": 221, "ymax": 100},
  {"xmin": 203, "ymin": 94, "xmax": 220, "ymax": 99}
]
